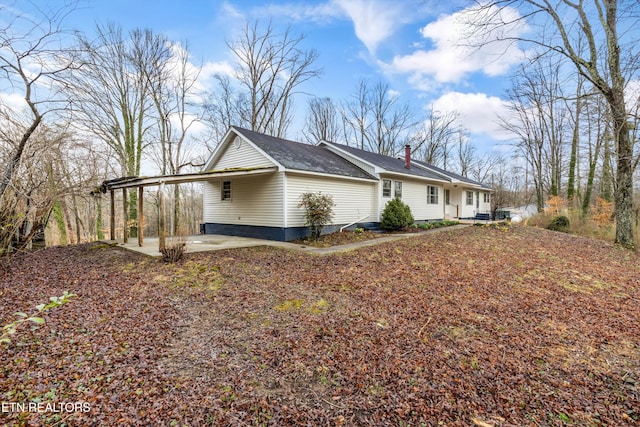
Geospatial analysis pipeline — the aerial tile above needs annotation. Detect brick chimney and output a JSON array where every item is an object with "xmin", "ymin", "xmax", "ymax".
[{"xmin": 404, "ymin": 144, "xmax": 411, "ymax": 169}]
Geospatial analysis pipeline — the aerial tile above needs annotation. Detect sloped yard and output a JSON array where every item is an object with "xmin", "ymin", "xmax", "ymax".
[{"xmin": 1, "ymin": 225, "xmax": 638, "ymax": 426}]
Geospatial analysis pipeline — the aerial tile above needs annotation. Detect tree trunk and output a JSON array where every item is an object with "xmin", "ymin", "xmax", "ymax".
[
  {"xmin": 601, "ymin": 136, "xmax": 613, "ymax": 202},
  {"xmin": 582, "ymin": 156, "xmax": 598, "ymax": 216},
  {"xmin": 612, "ymin": 110, "xmax": 634, "ymax": 247},
  {"xmin": 173, "ymin": 185, "xmax": 180, "ymax": 235},
  {"xmin": 567, "ymin": 83, "xmax": 583, "ymax": 205},
  {"xmin": 96, "ymin": 196, "xmax": 104, "ymax": 240}
]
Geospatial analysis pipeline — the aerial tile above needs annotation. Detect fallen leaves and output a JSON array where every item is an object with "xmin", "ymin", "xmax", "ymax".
[{"xmin": 1, "ymin": 226, "xmax": 639, "ymax": 425}]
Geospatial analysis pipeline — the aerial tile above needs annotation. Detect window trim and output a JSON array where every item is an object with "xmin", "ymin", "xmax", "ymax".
[
  {"xmin": 394, "ymin": 181, "xmax": 402, "ymax": 199},
  {"xmin": 466, "ymin": 190, "xmax": 474, "ymax": 206},
  {"xmin": 221, "ymin": 180, "xmax": 232, "ymax": 201},
  {"xmin": 427, "ymin": 185, "xmax": 439, "ymax": 205},
  {"xmin": 484, "ymin": 193, "xmax": 490, "ymax": 203},
  {"xmin": 382, "ymin": 179, "xmax": 392, "ymax": 198}
]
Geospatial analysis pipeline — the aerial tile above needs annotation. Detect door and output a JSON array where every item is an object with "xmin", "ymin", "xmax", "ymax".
[{"xmin": 444, "ymin": 189, "xmax": 452, "ymax": 218}]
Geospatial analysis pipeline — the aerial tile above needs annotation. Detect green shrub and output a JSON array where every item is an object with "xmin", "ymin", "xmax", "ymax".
[
  {"xmin": 380, "ymin": 197, "xmax": 414, "ymax": 231},
  {"xmin": 547, "ymin": 215, "xmax": 570, "ymax": 232},
  {"xmin": 298, "ymin": 192, "xmax": 335, "ymax": 239}
]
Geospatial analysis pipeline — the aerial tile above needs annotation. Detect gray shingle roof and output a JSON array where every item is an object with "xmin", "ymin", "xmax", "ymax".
[
  {"xmin": 412, "ymin": 159, "xmax": 490, "ymax": 189},
  {"xmin": 232, "ymin": 127, "xmax": 376, "ymax": 180},
  {"xmin": 321, "ymin": 141, "xmax": 449, "ymax": 182}
]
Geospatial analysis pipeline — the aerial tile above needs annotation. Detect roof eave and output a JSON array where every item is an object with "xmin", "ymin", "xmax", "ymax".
[{"xmin": 100, "ymin": 166, "xmax": 279, "ymax": 190}]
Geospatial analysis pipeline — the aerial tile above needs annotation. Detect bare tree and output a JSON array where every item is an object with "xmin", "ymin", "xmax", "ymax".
[
  {"xmin": 501, "ymin": 74, "xmax": 547, "ymax": 212},
  {"xmin": 565, "ymin": 72, "xmax": 585, "ymax": 206},
  {"xmin": 0, "ymin": 1, "xmax": 78, "ymax": 201},
  {"xmin": 203, "ymin": 74, "xmax": 239, "ymax": 149},
  {"xmin": 0, "ymin": 1, "xmax": 82, "ymax": 252},
  {"xmin": 581, "ymin": 92, "xmax": 608, "ymax": 214},
  {"xmin": 340, "ymin": 79, "xmax": 371, "ymax": 151},
  {"xmin": 70, "ymin": 24, "xmax": 172, "ymax": 237},
  {"xmin": 409, "ymin": 107, "xmax": 462, "ymax": 168},
  {"xmin": 536, "ymin": 58, "xmax": 569, "ymax": 198},
  {"xmin": 466, "ymin": 0, "xmax": 640, "ymax": 246},
  {"xmin": 456, "ymin": 135, "xmax": 476, "ymax": 177},
  {"xmin": 207, "ymin": 21, "xmax": 321, "ymax": 139},
  {"xmin": 302, "ymin": 97, "xmax": 341, "ymax": 143},
  {"xmin": 470, "ymin": 152, "xmax": 504, "ymax": 185},
  {"xmin": 341, "ymin": 79, "xmax": 416, "ymax": 156},
  {"xmin": 147, "ymin": 42, "xmax": 204, "ymax": 233}
]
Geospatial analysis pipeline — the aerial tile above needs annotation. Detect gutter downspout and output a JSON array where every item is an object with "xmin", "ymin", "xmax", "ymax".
[{"xmin": 340, "ymin": 214, "xmax": 369, "ymax": 232}]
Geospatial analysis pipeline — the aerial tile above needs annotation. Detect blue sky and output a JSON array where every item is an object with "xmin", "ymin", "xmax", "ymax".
[{"xmin": 19, "ymin": 0, "xmax": 533, "ymax": 151}]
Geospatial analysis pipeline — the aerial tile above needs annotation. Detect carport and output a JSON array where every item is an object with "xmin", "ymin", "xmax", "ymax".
[{"xmin": 93, "ymin": 166, "xmax": 278, "ymax": 252}]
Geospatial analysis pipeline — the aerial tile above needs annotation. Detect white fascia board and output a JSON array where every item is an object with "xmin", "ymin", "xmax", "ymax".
[
  {"xmin": 380, "ymin": 171, "xmax": 449, "ymax": 184},
  {"xmin": 203, "ymin": 128, "xmax": 285, "ymax": 172},
  {"xmin": 286, "ymin": 169, "xmax": 378, "ymax": 183},
  {"xmin": 202, "ymin": 128, "xmax": 235, "ymax": 171}
]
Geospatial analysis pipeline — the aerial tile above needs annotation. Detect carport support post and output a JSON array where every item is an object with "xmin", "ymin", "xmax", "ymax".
[
  {"xmin": 158, "ymin": 182, "xmax": 166, "ymax": 253},
  {"xmin": 122, "ymin": 188, "xmax": 128, "ymax": 243},
  {"xmin": 109, "ymin": 189, "xmax": 115, "ymax": 241},
  {"xmin": 138, "ymin": 186, "xmax": 144, "ymax": 247}
]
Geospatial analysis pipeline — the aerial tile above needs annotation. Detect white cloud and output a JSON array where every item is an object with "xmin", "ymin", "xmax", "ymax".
[
  {"xmin": 625, "ymin": 79, "xmax": 640, "ymax": 114},
  {"xmin": 431, "ymin": 91, "xmax": 512, "ymax": 141},
  {"xmin": 200, "ymin": 60, "xmax": 234, "ymax": 80},
  {"xmin": 388, "ymin": 89, "xmax": 401, "ymax": 99},
  {"xmin": 250, "ymin": 2, "xmax": 342, "ymax": 24},
  {"xmin": 220, "ymin": 1, "xmax": 245, "ymax": 21},
  {"xmin": 384, "ymin": 5, "xmax": 529, "ymax": 89},
  {"xmin": 248, "ymin": 0, "xmax": 423, "ymax": 54},
  {"xmin": 0, "ymin": 92, "xmax": 27, "ymax": 111},
  {"xmin": 193, "ymin": 60, "xmax": 235, "ymax": 101},
  {"xmin": 332, "ymin": 0, "xmax": 417, "ymax": 54}
]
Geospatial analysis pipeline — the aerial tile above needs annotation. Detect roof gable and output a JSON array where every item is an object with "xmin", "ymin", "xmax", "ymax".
[{"xmin": 228, "ymin": 127, "xmax": 376, "ymax": 180}]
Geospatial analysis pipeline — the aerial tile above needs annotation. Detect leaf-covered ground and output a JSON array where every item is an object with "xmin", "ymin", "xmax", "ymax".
[
  {"xmin": 1, "ymin": 225, "xmax": 639, "ymax": 426},
  {"xmin": 291, "ymin": 230, "xmax": 385, "ymax": 247}
]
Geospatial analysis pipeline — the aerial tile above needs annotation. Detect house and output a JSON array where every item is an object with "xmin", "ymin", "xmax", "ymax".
[{"xmin": 201, "ymin": 126, "xmax": 491, "ymax": 241}]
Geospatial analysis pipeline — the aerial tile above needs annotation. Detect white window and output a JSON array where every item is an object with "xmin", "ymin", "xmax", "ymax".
[
  {"xmin": 445, "ymin": 189, "xmax": 450, "ymax": 205},
  {"xmin": 427, "ymin": 186, "xmax": 439, "ymax": 204},
  {"xmin": 484, "ymin": 193, "xmax": 490, "ymax": 203},
  {"xmin": 394, "ymin": 181, "xmax": 402, "ymax": 198},
  {"xmin": 382, "ymin": 179, "xmax": 392, "ymax": 197},
  {"xmin": 466, "ymin": 191, "xmax": 474, "ymax": 206},
  {"xmin": 221, "ymin": 180, "xmax": 231, "ymax": 201}
]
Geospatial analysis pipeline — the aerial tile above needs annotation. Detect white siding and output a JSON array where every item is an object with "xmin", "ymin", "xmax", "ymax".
[
  {"xmin": 383, "ymin": 177, "xmax": 444, "ymax": 221},
  {"xmin": 479, "ymin": 191, "xmax": 491, "ymax": 213},
  {"xmin": 459, "ymin": 188, "xmax": 477, "ymax": 218},
  {"xmin": 286, "ymin": 173, "xmax": 377, "ymax": 227},
  {"xmin": 446, "ymin": 187, "xmax": 464, "ymax": 218},
  {"xmin": 203, "ymin": 172, "xmax": 283, "ymax": 227},
  {"xmin": 213, "ymin": 137, "xmax": 274, "ymax": 170}
]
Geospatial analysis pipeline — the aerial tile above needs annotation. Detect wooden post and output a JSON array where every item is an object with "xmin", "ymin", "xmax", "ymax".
[
  {"xmin": 122, "ymin": 188, "xmax": 128, "ymax": 243},
  {"xmin": 110, "ymin": 189, "xmax": 115, "ymax": 241},
  {"xmin": 158, "ymin": 183, "xmax": 166, "ymax": 252},
  {"xmin": 138, "ymin": 186, "xmax": 144, "ymax": 247}
]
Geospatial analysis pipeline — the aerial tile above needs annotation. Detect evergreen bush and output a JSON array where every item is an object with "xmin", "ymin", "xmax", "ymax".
[
  {"xmin": 380, "ymin": 197, "xmax": 414, "ymax": 231},
  {"xmin": 547, "ymin": 215, "xmax": 570, "ymax": 232}
]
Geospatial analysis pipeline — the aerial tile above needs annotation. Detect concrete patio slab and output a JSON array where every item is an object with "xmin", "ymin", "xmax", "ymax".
[{"xmin": 103, "ymin": 224, "xmax": 471, "ymax": 257}]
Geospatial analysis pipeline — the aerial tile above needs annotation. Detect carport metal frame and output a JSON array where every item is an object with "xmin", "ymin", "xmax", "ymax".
[{"xmin": 96, "ymin": 167, "xmax": 278, "ymax": 252}]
